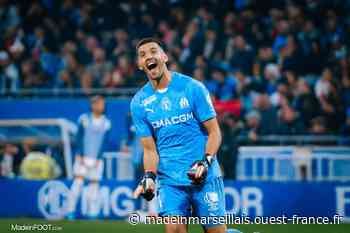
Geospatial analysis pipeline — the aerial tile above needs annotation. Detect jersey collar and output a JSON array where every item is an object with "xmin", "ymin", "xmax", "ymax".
[{"xmin": 147, "ymin": 71, "xmax": 176, "ymax": 94}]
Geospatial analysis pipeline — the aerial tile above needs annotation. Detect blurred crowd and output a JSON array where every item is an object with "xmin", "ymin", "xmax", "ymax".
[{"xmin": 1, "ymin": 0, "xmax": 350, "ymax": 137}]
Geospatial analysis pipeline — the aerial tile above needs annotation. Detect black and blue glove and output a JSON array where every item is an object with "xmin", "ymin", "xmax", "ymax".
[
  {"xmin": 187, "ymin": 154, "xmax": 213, "ymax": 185},
  {"xmin": 134, "ymin": 171, "xmax": 156, "ymax": 201}
]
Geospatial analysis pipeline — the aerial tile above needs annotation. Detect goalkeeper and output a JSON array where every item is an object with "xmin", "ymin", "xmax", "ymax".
[{"xmin": 131, "ymin": 38, "xmax": 226, "ymax": 233}]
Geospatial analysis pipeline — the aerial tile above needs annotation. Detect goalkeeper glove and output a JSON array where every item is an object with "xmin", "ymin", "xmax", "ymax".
[
  {"xmin": 133, "ymin": 171, "xmax": 156, "ymax": 201},
  {"xmin": 187, "ymin": 154, "xmax": 214, "ymax": 185}
]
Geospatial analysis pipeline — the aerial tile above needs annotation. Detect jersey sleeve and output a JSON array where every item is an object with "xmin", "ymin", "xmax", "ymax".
[
  {"xmin": 75, "ymin": 114, "xmax": 86, "ymax": 156},
  {"xmin": 130, "ymin": 97, "xmax": 153, "ymax": 137},
  {"xmin": 99, "ymin": 119, "xmax": 112, "ymax": 159},
  {"xmin": 191, "ymin": 80, "xmax": 217, "ymax": 122}
]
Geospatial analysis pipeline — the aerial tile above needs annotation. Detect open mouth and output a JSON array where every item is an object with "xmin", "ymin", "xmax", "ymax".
[{"xmin": 146, "ymin": 60, "xmax": 158, "ymax": 71}]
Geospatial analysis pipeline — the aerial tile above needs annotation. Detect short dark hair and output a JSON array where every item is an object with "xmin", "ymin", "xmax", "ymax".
[
  {"xmin": 90, "ymin": 95, "xmax": 104, "ymax": 103},
  {"xmin": 136, "ymin": 37, "xmax": 164, "ymax": 51}
]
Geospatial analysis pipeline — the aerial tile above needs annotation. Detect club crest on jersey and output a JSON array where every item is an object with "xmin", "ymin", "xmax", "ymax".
[
  {"xmin": 161, "ymin": 97, "xmax": 171, "ymax": 111},
  {"xmin": 179, "ymin": 97, "xmax": 189, "ymax": 109}
]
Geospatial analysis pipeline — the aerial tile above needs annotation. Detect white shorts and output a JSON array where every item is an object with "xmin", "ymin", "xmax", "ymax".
[{"xmin": 73, "ymin": 157, "xmax": 104, "ymax": 181}]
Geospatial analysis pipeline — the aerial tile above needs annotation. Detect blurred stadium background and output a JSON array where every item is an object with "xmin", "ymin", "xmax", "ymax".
[{"xmin": 1, "ymin": 0, "xmax": 350, "ymax": 232}]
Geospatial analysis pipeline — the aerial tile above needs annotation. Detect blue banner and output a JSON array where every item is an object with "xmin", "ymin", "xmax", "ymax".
[{"xmin": 0, "ymin": 179, "xmax": 349, "ymax": 220}]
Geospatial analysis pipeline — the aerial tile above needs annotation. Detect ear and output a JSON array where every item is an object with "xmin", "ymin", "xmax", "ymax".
[
  {"xmin": 137, "ymin": 58, "xmax": 143, "ymax": 70},
  {"xmin": 162, "ymin": 51, "xmax": 168, "ymax": 63}
]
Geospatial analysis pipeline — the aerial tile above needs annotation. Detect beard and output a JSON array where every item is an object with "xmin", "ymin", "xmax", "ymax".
[{"xmin": 147, "ymin": 63, "xmax": 165, "ymax": 82}]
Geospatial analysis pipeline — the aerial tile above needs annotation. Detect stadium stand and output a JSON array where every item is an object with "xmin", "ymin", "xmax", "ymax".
[{"xmin": 0, "ymin": 0, "xmax": 349, "ymax": 137}]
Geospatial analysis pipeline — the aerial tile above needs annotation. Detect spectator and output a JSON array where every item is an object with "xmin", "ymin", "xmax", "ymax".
[
  {"xmin": 0, "ymin": 51, "xmax": 19, "ymax": 94},
  {"xmin": 233, "ymin": 70, "xmax": 252, "ymax": 97},
  {"xmin": 284, "ymin": 70, "xmax": 298, "ymax": 94},
  {"xmin": 319, "ymin": 80, "xmax": 344, "ymax": 132},
  {"xmin": 276, "ymin": 105, "xmax": 305, "ymax": 135},
  {"xmin": 254, "ymin": 45, "xmax": 276, "ymax": 81},
  {"xmin": 303, "ymin": 40, "xmax": 325, "ymax": 75},
  {"xmin": 21, "ymin": 59, "xmax": 47, "ymax": 88},
  {"xmin": 103, "ymin": 55, "xmax": 134, "ymax": 88},
  {"xmin": 293, "ymin": 79, "xmax": 320, "ymax": 128},
  {"xmin": 298, "ymin": 19, "xmax": 320, "ymax": 58},
  {"xmin": 179, "ymin": 20, "xmax": 203, "ymax": 72},
  {"xmin": 273, "ymin": 19, "xmax": 290, "ymax": 55},
  {"xmin": 202, "ymin": 29, "xmax": 219, "ymax": 60},
  {"xmin": 217, "ymin": 113, "xmax": 242, "ymax": 180},
  {"xmin": 254, "ymin": 94, "xmax": 279, "ymax": 134},
  {"xmin": 0, "ymin": 0, "xmax": 20, "ymax": 34},
  {"xmin": 280, "ymin": 35, "xmax": 305, "ymax": 75},
  {"xmin": 263, "ymin": 63, "xmax": 281, "ymax": 94},
  {"xmin": 107, "ymin": 29, "xmax": 131, "ymax": 60},
  {"xmin": 205, "ymin": 69, "xmax": 235, "ymax": 101},
  {"xmin": 241, "ymin": 110, "xmax": 263, "ymax": 144},
  {"xmin": 0, "ymin": 144, "xmax": 19, "ymax": 178},
  {"xmin": 193, "ymin": 56, "xmax": 209, "ymax": 77},
  {"xmin": 86, "ymin": 47, "xmax": 113, "ymax": 88},
  {"xmin": 193, "ymin": 68, "xmax": 206, "ymax": 82},
  {"xmin": 309, "ymin": 117, "xmax": 328, "ymax": 135},
  {"xmin": 57, "ymin": 69, "xmax": 75, "ymax": 89},
  {"xmin": 78, "ymin": 35, "xmax": 99, "ymax": 65},
  {"xmin": 157, "ymin": 21, "xmax": 177, "ymax": 50},
  {"xmin": 60, "ymin": 52, "xmax": 83, "ymax": 88},
  {"xmin": 229, "ymin": 34, "xmax": 254, "ymax": 74},
  {"xmin": 8, "ymin": 40, "xmax": 26, "ymax": 67},
  {"xmin": 80, "ymin": 69, "xmax": 93, "ymax": 94},
  {"xmin": 270, "ymin": 81, "xmax": 290, "ymax": 107},
  {"xmin": 315, "ymin": 67, "xmax": 332, "ymax": 98}
]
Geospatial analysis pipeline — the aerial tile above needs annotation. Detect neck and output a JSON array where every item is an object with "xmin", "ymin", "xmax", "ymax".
[
  {"xmin": 92, "ymin": 112, "xmax": 102, "ymax": 118},
  {"xmin": 150, "ymin": 68, "xmax": 171, "ymax": 90}
]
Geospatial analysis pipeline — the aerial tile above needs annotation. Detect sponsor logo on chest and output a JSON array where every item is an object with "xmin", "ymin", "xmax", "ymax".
[{"xmin": 151, "ymin": 112, "xmax": 194, "ymax": 129}]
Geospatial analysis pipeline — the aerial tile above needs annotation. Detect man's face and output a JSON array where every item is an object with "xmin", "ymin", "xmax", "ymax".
[
  {"xmin": 247, "ymin": 117, "xmax": 259, "ymax": 128},
  {"xmin": 93, "ymin": 48, "xmax": 105, "ymax": 63},
  {"xmin": 91, "ymin": 98, "xmax": 105, "ymax": 115},
  {"xmin": 137, "ymin": 42, "xmax": 168, "ymax": 80}
]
